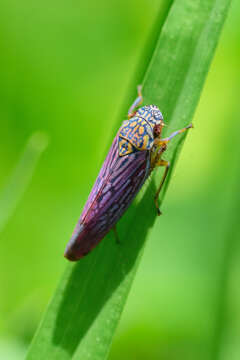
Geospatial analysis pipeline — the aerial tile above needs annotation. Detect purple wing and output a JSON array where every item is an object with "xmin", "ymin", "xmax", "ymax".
[
  {"xmin": 80, "ymin": 134, "xmax": 120, "ymax": 222},
  {"xmin": 64, "ymin": 134, "xmax": 150, "ymax": 261}
]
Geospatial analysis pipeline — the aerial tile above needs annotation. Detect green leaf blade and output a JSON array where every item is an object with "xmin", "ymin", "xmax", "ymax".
[{"xmin": 26, "ymin": 0, "xmax": 231, "ymax": 359}]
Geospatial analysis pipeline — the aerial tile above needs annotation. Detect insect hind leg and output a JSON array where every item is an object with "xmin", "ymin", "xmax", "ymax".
[
  {"xmin": 113, "ymin": 225, "xmax": 121, "ymax": 245},
  {"xmin": 154, "ymin": 159, "xmax": 170, "ymax": 216}
]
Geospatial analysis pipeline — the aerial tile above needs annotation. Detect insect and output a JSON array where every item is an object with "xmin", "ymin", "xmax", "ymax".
[{"xmin": 64, "ymin": 86, "xmax": 192, "ymax": 261}]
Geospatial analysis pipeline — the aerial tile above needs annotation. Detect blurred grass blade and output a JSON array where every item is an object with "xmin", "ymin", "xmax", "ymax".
[
  {"xmin": 210, "ymin": 108, "xmax": 240, "ymax": 360},
  {"xmin": 26, "ymin": 1, "xmax": 231, "ymax": 359},
  {"xmin": 0, "ymin": 132, "xmax": 48, "ymax": 233}
]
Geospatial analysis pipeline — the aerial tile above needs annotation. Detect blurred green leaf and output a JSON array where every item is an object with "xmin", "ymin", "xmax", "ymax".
[
  {"xmin": 26, "ymin": 0, "xmax": 231, "ymax": 359},
  {"xmin": 0, "ymin": 132, "xmax": 48, "ymax": 233}
]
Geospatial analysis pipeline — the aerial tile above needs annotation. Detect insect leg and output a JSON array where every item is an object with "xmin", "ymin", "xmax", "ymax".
[
  {"xmin": 113, "ymin": 225, "xmax": 121, "ymax": 245},
  {"xmin": 161, "ymin": 124, "xmax": 193, "ymax": 143},
  {"xmin": 153, "ymin": 124, "xmax": 192, "ymax": 215},
  {"xmin": 128, "ymin": 85, "xmax": 143, "ymax": 119},
  {"xmin": 154, "ymin": 160, "xmax": 170, "ymax": 216}
]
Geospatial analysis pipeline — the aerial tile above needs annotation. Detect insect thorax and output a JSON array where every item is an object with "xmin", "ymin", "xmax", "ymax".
[{"xmin": 118, "ymin": 105, "xmax": 163, "ymax": 157}]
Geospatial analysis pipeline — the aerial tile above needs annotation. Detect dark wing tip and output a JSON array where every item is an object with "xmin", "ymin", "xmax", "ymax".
[
  {"xmin": 64, "ymin": 223, "xmax": 85, "ymax": 262},
  {"xmin": 64, "ymin": 249, "xmax": 79, "ymax": 262}
]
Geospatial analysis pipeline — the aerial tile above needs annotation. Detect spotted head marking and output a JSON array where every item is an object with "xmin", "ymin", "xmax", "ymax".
[{"xmin": 136, "ymin": 105, "xmax": 163, "ymax": 127}]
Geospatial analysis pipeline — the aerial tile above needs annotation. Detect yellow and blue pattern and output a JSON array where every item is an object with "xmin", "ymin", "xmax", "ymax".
[
  {"xmin": 118, "ymin": 138, "xmax": 135, "ymax": 156},
  {"xmin": 118, "ymin": 105, "xmax": 163, "ymax": 156}
]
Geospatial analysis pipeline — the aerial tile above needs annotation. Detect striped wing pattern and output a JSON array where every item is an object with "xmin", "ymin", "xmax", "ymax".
[
  {"xmin": 65, "ymin": 133, "xmax": 150, "ymax": 260},
  {"xmin": 80, "ymin": 134, "xmax": 120, "ymax": 222}
]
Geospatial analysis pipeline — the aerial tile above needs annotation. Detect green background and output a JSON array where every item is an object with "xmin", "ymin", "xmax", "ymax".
[{"xmin": 0, "ymin": 0, "xmax": 239, "ymax": 359}]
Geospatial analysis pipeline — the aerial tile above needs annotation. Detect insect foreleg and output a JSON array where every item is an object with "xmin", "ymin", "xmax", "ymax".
[
  {"xmin": 128, "ymin": 85, "xmax": 143, "ymax": 119},
  {"xmin": 113, "ymin": 225, "xmax": 121, "ymax": 245},
  {"xmin": 161, "ymin": 123, "xmax": 193, "ymax": 143},
  {"xmin": 154, "ymin": 159, "xmax": 170, "ymax": 216}
]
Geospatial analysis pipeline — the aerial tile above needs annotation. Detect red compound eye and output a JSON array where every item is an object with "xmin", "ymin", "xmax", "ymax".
[{"xmin": 153, "ymin": 124, "xmax": 161, "ymax": 137}]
